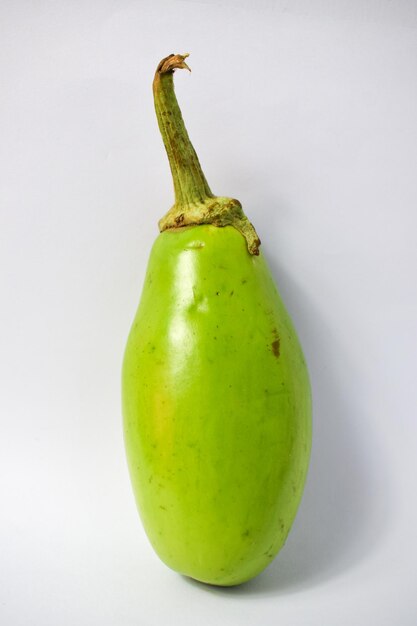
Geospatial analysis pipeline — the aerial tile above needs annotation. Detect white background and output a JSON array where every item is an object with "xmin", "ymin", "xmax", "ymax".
[{"xmin": 1, "ymin": 1, "xmax": 416, "ymax": 624}]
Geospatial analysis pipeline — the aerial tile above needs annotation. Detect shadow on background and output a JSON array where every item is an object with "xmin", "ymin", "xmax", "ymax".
[{"xmin": 183, "ymin": 226, "xmax": 390, "ymax": 598}]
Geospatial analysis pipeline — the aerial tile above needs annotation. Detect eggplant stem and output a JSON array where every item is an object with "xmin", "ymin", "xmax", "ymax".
[{"xmin": 153, "ymin": 53, "xmax": 261, "ymax": 255}]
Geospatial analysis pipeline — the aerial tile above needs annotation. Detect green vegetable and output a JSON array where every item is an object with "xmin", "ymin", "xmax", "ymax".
[{"xmin": 122, "ymin": 53, "xmax": 312, "ymax": 586}]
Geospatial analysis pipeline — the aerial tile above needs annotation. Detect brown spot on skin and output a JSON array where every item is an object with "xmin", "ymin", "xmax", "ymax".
[
  {"xmin": 175, "ymin": 213, "xmax": 185, "ymax": 225},
  {"xmin": 271, "ymin": 328, "xmax": 281, "ymax": 358},
  {"xmin": 271, "ymin": 338, "xmax": 280, "ymax": 358}
]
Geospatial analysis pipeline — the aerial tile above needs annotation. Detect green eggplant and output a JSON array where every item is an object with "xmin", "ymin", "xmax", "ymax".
[{"xmin": 122, "ymin": 53, "xmax": 312, "ymax": 587}]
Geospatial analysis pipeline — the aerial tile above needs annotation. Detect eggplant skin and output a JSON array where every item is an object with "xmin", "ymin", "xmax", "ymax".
[{"xmin": 122, "ymin": 224, "xmax": 312, "ymax": 586}]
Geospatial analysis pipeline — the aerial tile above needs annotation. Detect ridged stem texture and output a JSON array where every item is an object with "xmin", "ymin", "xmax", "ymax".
[{"xmin": 153, "ymin": 53, "xmax": 261, "ymax": 255}]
